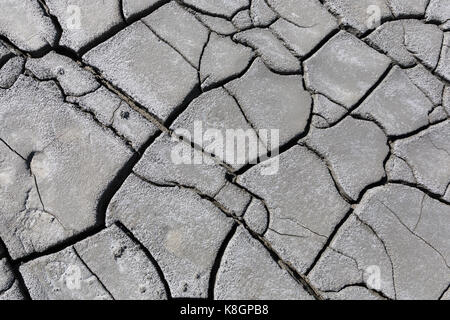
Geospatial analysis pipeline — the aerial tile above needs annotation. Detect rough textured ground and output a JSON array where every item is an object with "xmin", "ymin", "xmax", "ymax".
[{"xmin": 0, "ymin": 0, "xmax": 449, "ymax": 300}]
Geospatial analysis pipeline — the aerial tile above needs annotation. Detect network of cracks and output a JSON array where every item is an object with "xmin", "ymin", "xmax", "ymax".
[{"xmin": 0, "ymin": 0, "xmax": 449, "ymax": 300}]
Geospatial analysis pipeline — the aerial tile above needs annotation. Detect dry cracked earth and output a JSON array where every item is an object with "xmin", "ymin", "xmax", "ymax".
[{"xmin": 0, "ymin": 0, "xmax": 449, "ymax": 301}]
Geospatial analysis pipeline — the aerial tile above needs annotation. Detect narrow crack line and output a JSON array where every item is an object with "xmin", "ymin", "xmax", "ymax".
[
  {"xmin": 114, "ymin": 221, "xmax": 173, "ymax": 299},
  {"xmin": 120, "ymin": 0, "xmax": 171, "ymax": 24},
  {"xmin": 277, "ymin": 216, "xmax": 328, "ymax": 239},
  {"xmin": 388, "ymin": 117, "xmax": 448, "ymax": 142},
  {"xmin": 325, "ymin": 247, "xmax": 392, "ymax": 300},
  {"xmin": 208, "ymin": 223, "xmax": 238, "ymax": 300},
  {"xmin": 350, "ymin": 113, "xmax": 389, "ymax": 137},
  {"xmin": 132, "ymin": 171, "xmax": 184, "ymax": 189},
  {"xmin": 11, "ymin": 224, "xmax": 106, "ymax": 266},
  {"xmin": 78, "ymin": 63, "xmax": 168, "ymax": 132},
  {"xmin": 232, "ymin": 76, "xmax": 315, "ymax": 177},
  {"xmin": 141, "ymin": 20, "xmax": 197, "ymax": 70},
  {"xmin": 31, "ymin": 174, "xmax": 46, "ymax": 212},
  {"xmin": 402, "ymin": 68, "xmax": 442, "ymax": 108},
  {"xmin": 304, "ymin": 208, "xmax": 353, "ymax": 277},
  {"xmin": 413, "ymin": 193, "xmax": 426, "ymax": 232},
  {"xmin": 22, "ymin": 69, "xmax": 136, "ymax": 151},
  {"xmin": 72, "ymin": 246, "xmax": 115, "ymax": 300},
  {"xmin": 0, "ymin": 138, "xmax": 26, "ymax": 160},
  {"xmin": 315, "ymin": 0, "xmax": 448, "ymax": 87},
  {"xmin": 328, "ymin": 247, "xmax": 363, "ymax": 273},
  {"xmin": 299, "ymin": 142, "xmax": 354, "ymax": 203},
  {"xmin": 197, "ymin": 31, "xmax": 211, "ymax": 86},
  {"xmin": 377, "ymin": 200, "xmax": 450, "ymax": 268},
  {"xmin": 389, "ymin": 153, "xmax": 418, "ymax": 183},
  {"xmin": 389, "ymin": 180, "xmax": 450, "ymax": 206},
  {"xmin": 323, "ymin": 282, "xmax": 391, "ymax": 300},
  {"xmin": 353, "ymin": 214, "xmax": 397, "ymax": 299},
  {"xmin": 173, "ymin": 0, "xmax": 240, "ymax": 20},
  {"xmin": 301, "ymin": 28, "xmax": 342, "ymax": 63},
  {"xmin": 267, "ymin": 228, "xmax": 307, "ymax": 239},
  {"xmin": 268, "ymin": 19, "xmax": 305, "ymax": 60},
  {"xmin": 109, "ymin": 101, "xmax": 123, "ymax": 126},
  {"xmin": 201, "ymin": 52, "xmax": 257, "ymax": 92},
  {"xmin": 427, "ymin": 135, "xmax": 450, "ymax": 157},
  {"xmin": 323, "ymin": 63, "xmax": 395, "ymax": 131},
  {"xmin": 363, "ymin": 20, "xmax": 449, "ymax": 85},
  {"xmin": 433, "ymin": 31, "xmax": 446, "ymax": 73},
  {"xmin": 3, "ymin": 19, "xmax": 311, "ymax": 179},
  {"xmin": 36, "ymin": 0, "xmax": 63, "ymax": 50},
  {"xmin": 222, "ymin": 86, "xmax": 268, "ymax": 150},
  {"xmin": 438, "ymin": 284, "xmax": 450, "ymax": 300},
  {"xmin": 263, "ymin": 0, "xmax": 318, "ymax": 31}
]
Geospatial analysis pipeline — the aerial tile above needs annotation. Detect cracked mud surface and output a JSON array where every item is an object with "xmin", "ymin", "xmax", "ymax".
[{"xmin": 0, "ymin": 0, "xmax": 449, "ymax": 300}]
